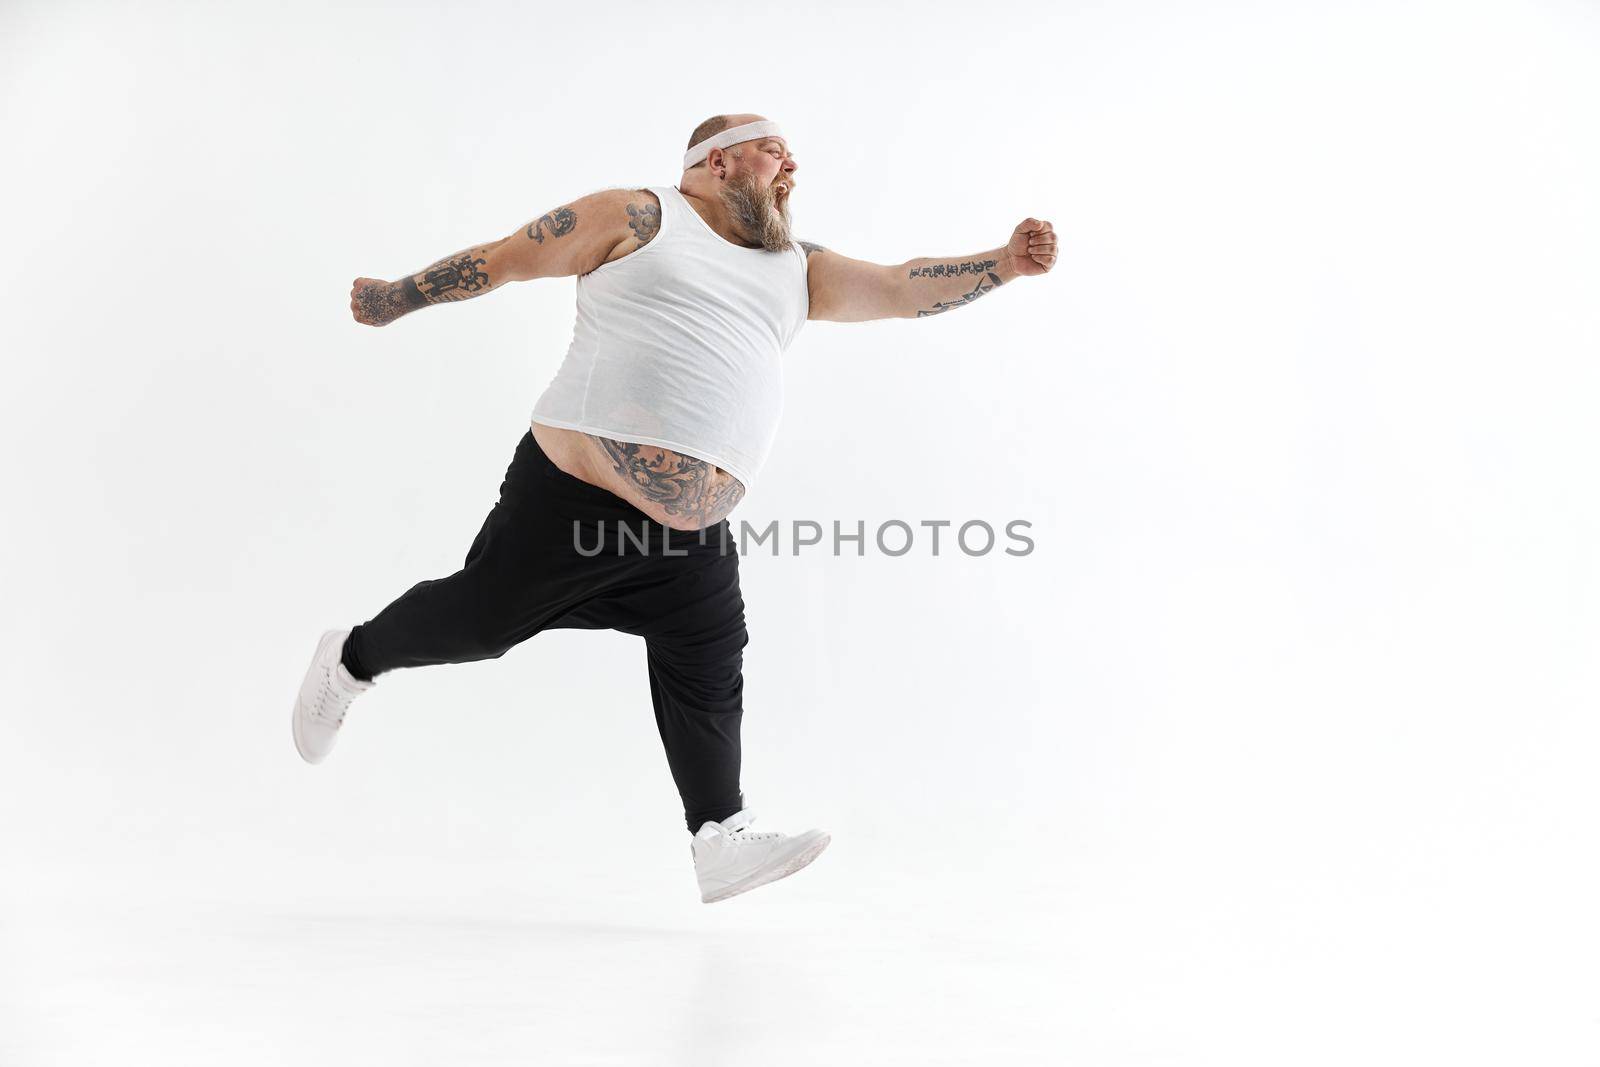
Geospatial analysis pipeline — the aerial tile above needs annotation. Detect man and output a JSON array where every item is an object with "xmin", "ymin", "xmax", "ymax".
[{"xmin": 294, "ymin": 113, "xmax": 1057, "ymax": 903}]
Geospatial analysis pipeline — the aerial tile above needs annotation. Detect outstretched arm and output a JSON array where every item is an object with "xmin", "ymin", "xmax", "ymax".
[
  {"xmin": 803, "ymin": 218, "xmax": 1057, "ymax": 323},
  {"xmin": 348, "ymin": 235, "xmax": 523, "ymax": 327},
  {"xmin": 348, "ymin": 190, "xmax": 638, "ymax": 327}
]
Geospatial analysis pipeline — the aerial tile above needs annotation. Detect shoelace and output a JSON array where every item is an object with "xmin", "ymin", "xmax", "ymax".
[
  {"xmin": 309, "ymin": 667, "xmax": 359, "ymax": 728},
  {"xmin": 722, "ymin": 814, "xmax": 781, "ymax": 843}
]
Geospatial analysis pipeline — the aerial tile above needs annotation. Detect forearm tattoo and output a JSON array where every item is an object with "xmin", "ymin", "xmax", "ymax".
[
  {"xmin": 914, "ymin": 267, "xmax": 1004, "ymax": 317},
  {"xmin": 626, "ymin": 200, "xmax": 660, "ymax": 245},
  {"xmin": 355, "ymin": 204, "xmax": 577, "ymax": 327},
  {"xmin": 416, "ymin": 251, "xmax": 490, "ymax": 302},
  {"xmin": 593, "ymin": 437, "xmax": 747, "ymax": 527},
  {"xmin": 355, "ymin": 248, "xmax": 496, "ymax": 326},
  {"xmin": 527, "ymin": 206, "xmax": 577, "ymax": 244},
  {"xmin": 908, "ymin": 258, "xmax": 998, "ymax": 279}
]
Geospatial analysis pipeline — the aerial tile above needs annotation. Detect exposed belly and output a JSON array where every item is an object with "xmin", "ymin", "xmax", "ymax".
[{"xmin": 530, "ymin": 419, "xmax": 746, "ymax": 532}]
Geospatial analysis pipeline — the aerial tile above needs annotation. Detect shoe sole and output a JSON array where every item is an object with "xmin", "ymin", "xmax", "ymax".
[
  {"xmin": 701, "ymin": 832, "xmax": 831, "ymax": 904},
  {"xmin": 292, "ymin": 629, "xmax": 346, "ymax": 765}
]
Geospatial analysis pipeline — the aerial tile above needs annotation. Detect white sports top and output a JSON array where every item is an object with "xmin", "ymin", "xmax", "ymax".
[{"xmin": 529, "ymin": 184, "xmax": 810, "ymax": 490}]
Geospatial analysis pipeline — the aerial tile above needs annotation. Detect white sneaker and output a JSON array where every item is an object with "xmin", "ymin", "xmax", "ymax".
[
  {"xmin": 291, "ymin": 629, "xmax": 375, "ymax": 764},
  {"xmin": 691, "ymin": 809, "xmax": 831, "ymax": 903}
]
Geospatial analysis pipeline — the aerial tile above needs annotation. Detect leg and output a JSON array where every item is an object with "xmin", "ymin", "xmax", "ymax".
[
  {"xmin": 343, "ymin": 501, "xmax": 530, "ymax": 677},
  {"xmin": 646, "ymin": 619, "xmax": 748, "ymax": 833},
  {"xmin": 342, "ymin": 430, "xmax": 610, "ymax": 678},
  {"xmin": 585, "ymin": 539, "xmax": 750, "ymax": 832}
]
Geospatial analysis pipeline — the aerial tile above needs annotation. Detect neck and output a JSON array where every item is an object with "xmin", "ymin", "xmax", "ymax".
[{"xmin": 676, "ymin": 182, "xmax": 762, "ymax": 249}]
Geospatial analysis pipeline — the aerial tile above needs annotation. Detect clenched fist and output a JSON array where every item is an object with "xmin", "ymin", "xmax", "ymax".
[
  {"xmin": 350, "ymin": 277, "xmax": 404, "ymax": 327},
  {"xmin": 1004, "ymin": 219, "xmax": 1057, "ymax": 277}
]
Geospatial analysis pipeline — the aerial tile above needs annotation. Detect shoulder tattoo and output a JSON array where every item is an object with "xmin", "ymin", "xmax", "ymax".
[{"xmin": 626, "ymin": 195, "xmax": 661, "ymax": 247}]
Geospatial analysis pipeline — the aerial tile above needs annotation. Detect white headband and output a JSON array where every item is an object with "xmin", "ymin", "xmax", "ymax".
[{"xmin": 682, "ymin": 120, "xmax": 786, "ymax": 171}]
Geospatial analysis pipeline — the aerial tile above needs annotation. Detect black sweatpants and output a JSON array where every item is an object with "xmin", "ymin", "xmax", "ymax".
[{"xmin": 342, "ymin": 428, "xmax": 748, "ymax": 832}]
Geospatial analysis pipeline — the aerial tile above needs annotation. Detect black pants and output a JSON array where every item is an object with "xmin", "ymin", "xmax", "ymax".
[{"xmin": 343, "ymin": 429, "xmax": 747, "ymax": 832}]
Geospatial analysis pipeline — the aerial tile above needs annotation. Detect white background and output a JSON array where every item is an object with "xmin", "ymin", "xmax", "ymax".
[{"xmin": 3, "ymin": 0, "xmax": 1597, "ymax": 1063}]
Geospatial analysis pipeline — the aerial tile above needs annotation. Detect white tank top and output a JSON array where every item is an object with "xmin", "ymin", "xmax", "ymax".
[{"xmin": 530, "ymin": 184, "xmax": 810, "ymax": 490}]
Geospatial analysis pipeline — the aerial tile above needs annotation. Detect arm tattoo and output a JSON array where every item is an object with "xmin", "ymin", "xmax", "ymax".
[
  {"xmin": 592, "ymin": 437, "xmax": 747, "ymax": 527},
  {"xmin": 526, "ymin": 206, "xmax": 577, "ymax": 244},
  {"xmin": 416, "ymin": 252, "xmax": 490, "ymax": 302},
  {"xmin": 798, "ymin": 240, "xmax": 828, "ymax": 256},
  {"xmin": 354, "ymin": 254, "xmax": 486, "ymax": 325},
  {"xmin": 914, "ymin": 269, "xmax": 1004, "ymax": 317},
  {"xmin": 626, "ymin": 201, "xmax": 660, "ymax": 245},
  {"xmin": 908, "ymin": 258, "xmax": 998, "ymax": 279}
]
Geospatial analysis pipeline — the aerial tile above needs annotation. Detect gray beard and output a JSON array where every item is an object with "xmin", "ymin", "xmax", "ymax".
[{"xmin": 720, "ymin": 172, "xmax": 793, "ymax": 252}]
